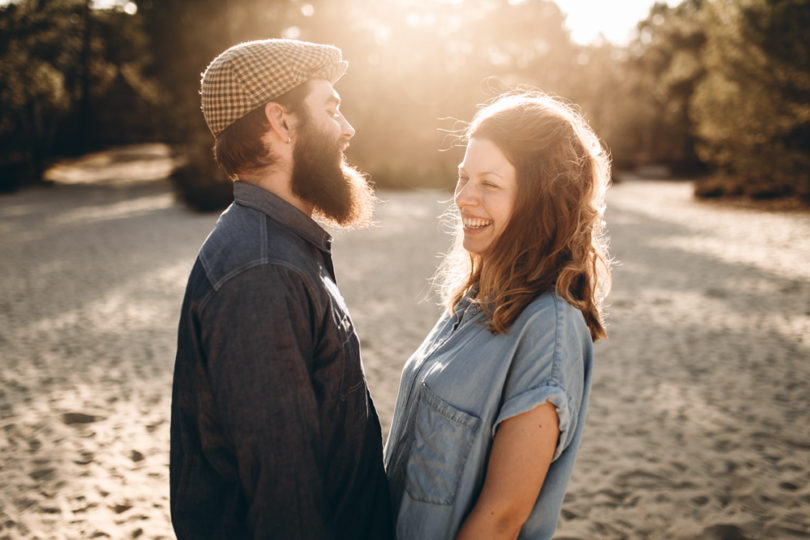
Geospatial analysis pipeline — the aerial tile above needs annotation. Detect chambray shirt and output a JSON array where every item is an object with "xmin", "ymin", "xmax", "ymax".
[
  {"xmin": 171, "ymin": 181, "xmax": 393, "ymax": 539},
  {"xmin": 384, "ymin": 290, "xmax": 593, "ymax": 539}
]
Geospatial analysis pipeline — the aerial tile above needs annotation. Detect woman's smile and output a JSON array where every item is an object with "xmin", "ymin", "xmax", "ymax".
[{"xmin": 461, "ymin": 215, "xmax": 494, "ymax": 231}]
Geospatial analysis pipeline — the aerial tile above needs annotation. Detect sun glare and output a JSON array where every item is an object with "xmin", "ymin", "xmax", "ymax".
[
  {"xmin": 554, "ymin": 0, "xmax": 678, "ymax": 45},
  {"xmin": 282, "ymin": 26, "xmax": 302, "ymax": 39},
  {"xmin": 89, "ymin": 0, "xmax": 137, "ymax": 14},
  {"xmin": 371, "ymin": 0, "xmax": 672, "ymax": 45}
]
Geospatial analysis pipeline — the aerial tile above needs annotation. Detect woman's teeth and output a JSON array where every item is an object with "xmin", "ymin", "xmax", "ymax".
[{"xmin": 463, "ymin": 217, "xmax": 492, "ymax": 229}]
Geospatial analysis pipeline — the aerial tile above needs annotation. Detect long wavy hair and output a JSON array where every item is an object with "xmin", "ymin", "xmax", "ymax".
[{"xmin": 437, "ymin": 90, "xmax": 612, "ymax": 340}]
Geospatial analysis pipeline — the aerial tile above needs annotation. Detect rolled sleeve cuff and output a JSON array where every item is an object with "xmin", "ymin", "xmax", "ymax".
[{"xmin": 493, "ymin": 384, "xmax": 573, "ymax": 462}]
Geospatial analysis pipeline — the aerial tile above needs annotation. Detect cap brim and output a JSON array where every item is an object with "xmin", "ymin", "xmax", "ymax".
[{"xmin": 314, "ymin": 60, "xmax": 348, "ymax": 84}]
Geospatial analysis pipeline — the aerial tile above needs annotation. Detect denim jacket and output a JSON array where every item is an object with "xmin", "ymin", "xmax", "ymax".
[
  {"xmin": 170, "ymin": 181, "xmax": 393, "ymax": 539},
  {"xmin": 384, "ymin": 291, "xmax": 593, "ymax": 539}
]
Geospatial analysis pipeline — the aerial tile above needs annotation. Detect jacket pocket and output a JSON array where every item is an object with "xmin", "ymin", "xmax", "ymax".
[
  {"xmin": 405, "ymin": 383, "xmax": 481, "ymax": 505},
  {"xmin": 335, "ymin": 312, "xmax": 365, "ymax": 399}
]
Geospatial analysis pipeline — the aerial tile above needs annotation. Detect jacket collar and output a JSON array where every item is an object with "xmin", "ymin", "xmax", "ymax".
[{"xmin": 233, "ymin": 180, "xmax": 332, "ymax": 253}]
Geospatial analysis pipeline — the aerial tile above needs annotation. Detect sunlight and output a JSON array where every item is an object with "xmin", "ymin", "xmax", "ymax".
[
  {"xmin": 373, "ymin": 24, "xmax": 392, "ymax": 45},
  {"xmin": 17, "ymin": 260, "xmax": 192, "ymax": 343},
  {"xmin": 54, "ymin": 194, "xmax": 174, "ymax": 227},
  {"xmin": 367, "ymin": 0, "xmax": 674, "ymax": 46},
  {"xmin": 43, "ymin": 144, "xmax": 177, "ymax": 185},
  {"xmin": 89, "ymin": 0, "xmax": 137, "ymax": 14},
  {"xmin": 554, "ymin": 0, "xmax": 677, "ymax": 45},
  {"xmin": 282, "ymin": 26, "xmax": 301, "ymax": 39}
]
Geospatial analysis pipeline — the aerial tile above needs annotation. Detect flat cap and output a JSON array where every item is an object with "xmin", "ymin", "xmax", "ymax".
[{"xmin": 201, "ymin": 39, "xmax": 348, "ymax": 137}]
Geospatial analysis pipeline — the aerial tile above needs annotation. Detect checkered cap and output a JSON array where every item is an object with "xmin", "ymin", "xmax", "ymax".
[{"xmin": 200, "ymin": 39, "xmax": 348, "ymax": 137}]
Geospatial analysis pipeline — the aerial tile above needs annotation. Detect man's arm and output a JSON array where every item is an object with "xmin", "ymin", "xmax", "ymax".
[{"xmin": 202, "ymin": 264, "xmax": 333, "ymax": 538}]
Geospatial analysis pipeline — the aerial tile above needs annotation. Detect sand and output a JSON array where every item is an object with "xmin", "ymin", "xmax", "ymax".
[{"xmin": 1, "ymin": 145, "xmax": 808, "ymax": 539}]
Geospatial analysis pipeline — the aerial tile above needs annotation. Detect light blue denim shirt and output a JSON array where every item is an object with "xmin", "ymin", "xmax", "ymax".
[{"xmin": 384, "ymin": 290, "xmax": 594, "ymax": 539}]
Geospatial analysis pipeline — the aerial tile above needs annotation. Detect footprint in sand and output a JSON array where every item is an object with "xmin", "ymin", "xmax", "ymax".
[{"xmin": 62, "ymin": 412, "xmax": 99, "ymax": 425}]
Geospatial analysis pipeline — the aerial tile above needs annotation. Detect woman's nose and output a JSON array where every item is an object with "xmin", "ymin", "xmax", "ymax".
[{"xmin": 454, "ymin": 182, "xmax": 477, "ymax": 208}]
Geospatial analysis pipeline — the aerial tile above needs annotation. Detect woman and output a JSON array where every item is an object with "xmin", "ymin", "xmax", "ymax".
[{"xmin": 384, "ymin": 90, "xmax": 611, "ymax": 539}]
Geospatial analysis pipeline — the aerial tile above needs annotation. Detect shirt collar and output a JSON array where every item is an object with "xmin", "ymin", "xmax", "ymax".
[{"xmin": 233, "ymin": 180, "xmax": 332, "ymax": 252}]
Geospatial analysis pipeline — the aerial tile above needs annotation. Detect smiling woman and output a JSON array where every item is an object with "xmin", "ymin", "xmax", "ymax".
[{"xmin": 384, "ymin": 89, "xmax": 612, "ymax": 539}]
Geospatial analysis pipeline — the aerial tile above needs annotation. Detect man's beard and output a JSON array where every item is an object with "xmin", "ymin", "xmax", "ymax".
[{"xmin": 290, "ymin": 120, "xmax": 375, "ymax": 228}]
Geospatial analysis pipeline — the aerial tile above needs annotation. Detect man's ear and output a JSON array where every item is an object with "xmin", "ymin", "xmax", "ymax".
[{"xmin": 264, "ymin": 102, "xmax": 293, "ymax": 144}]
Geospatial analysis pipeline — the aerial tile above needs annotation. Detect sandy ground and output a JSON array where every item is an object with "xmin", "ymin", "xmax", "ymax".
[{"xmin": 1, "ymin": 145, "xmax": 809, "ymax": 539}]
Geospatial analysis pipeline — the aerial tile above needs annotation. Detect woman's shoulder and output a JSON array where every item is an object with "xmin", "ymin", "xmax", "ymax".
[{"xmin": 514, "ymin": 291, "xmax": 588, "ymax": 337}]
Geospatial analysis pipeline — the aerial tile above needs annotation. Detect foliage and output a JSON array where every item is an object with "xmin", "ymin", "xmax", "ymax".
[
  {"xmin": 169, "ymin": 144, "xmax": 233, "ymax": 212},
  {"xmin": 614, "ymin": 0, "xmax": 707, "ymax": 173},
  {"xmin": 0, "ymin": 0, "xmax": 75, "ymax": 190},
  {"xmin": 0, "ymin": 0, "xmax": 158, "ymax": 192},
  {"xmin": 691, "ymin": 0, "xmax": 810, "ymax": 200},
  {"xmin": 4, "ymin": 0, "xmax": 810, "ymax": 205},
  {"xmin": 138, "ymin": 0, "xmax": 588, "ymax": 207}
]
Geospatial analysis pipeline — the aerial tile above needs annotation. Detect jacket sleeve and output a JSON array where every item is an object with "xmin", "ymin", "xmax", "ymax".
[{"xmin": 200, "ymin": 263, "xmax": 334, "ymax": 539}]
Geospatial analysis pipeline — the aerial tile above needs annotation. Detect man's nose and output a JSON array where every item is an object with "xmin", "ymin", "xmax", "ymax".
[{"xmin": 341, "ymin": 116, "xmax": 355, "ymax": 140}]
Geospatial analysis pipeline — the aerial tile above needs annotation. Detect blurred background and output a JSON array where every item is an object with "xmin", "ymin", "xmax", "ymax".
[{"xmin": 1, "ymin": 0, "xmax": 808, "ymax": 209}]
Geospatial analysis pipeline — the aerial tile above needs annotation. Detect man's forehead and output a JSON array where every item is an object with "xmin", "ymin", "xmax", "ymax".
[{"xmin": 306, "ymin": 79, "xmax": 340, "ymax": 103}]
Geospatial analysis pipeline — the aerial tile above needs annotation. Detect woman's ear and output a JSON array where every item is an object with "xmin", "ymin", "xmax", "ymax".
[{"xmin": 264, "ymin": 102, "xmax": 293, "ymax": 144}]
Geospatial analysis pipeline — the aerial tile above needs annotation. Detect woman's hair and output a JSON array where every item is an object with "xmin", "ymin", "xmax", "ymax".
[
  {"xmin": 214, "ymin": 81, "xmax": 312, "ymax": 180},
  {"xmin": 437, "ymin": 90, "xmax": 612, "ymax": 341}
]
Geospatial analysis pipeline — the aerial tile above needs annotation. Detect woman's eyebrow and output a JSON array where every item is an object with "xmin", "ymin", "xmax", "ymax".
[{"xmin": 457, "ymin": 166, "xmax": 504, "ymax": 179}]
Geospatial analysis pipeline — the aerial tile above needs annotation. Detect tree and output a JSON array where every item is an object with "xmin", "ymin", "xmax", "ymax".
[
  {"xmin": 0, "ymin": 1, "xmax": 76, "ymax": 188},
  {"xmin": 691, "ymin": 0, "xmax": 810, "ymax": 199},
  {"xmin": 0, "ymin": 0, "xmax": 157, "ymax": 191},
  {"xmin": 616, "ymin": 0, "xmax": 707, "ymax": 173},
  {"xmin": 137, "ymin": 0, "xmax": 585, "ymax": 206}
]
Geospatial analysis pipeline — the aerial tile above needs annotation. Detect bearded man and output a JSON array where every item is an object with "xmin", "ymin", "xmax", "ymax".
[{"xmin": 170, "ymin": 39, "xmax": 393, "ymax": 539}]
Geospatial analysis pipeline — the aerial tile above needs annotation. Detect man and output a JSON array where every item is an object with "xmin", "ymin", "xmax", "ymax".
[{"xmin": 170, "ymin": 39, "xmax": 393, "ymax": 539}]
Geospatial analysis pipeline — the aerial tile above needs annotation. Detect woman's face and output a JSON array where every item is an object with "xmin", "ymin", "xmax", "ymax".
[{"xmin": 455, "ymin": 137, "xmax": 518, "ymax": 258}]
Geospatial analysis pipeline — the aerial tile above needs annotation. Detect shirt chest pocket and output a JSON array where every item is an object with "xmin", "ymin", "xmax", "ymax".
[
  {"xmin": 405, "ymin": 383, "xmax": 481, "ymax": 505},
  {"xmin": 322, "ymin": 273, "xmax": 365, "ymax": 400},
  {"xmin": 335, "ymin": 312, "xmax": 365, "ymax": 399}
]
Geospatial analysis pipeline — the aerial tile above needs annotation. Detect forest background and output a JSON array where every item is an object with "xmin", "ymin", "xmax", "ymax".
[{"xmin": 1, "ymin": 0, "xmax": 809, "ymax": 210}]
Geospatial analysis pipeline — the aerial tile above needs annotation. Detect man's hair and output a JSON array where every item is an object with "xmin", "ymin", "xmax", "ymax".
[
  {"xmin": 213, "ymin": 81, "xmax": 312, "ymax": 180},
  {"xmin": 437, "ymin": 90, "xmax": 612, "ymax": 341}
]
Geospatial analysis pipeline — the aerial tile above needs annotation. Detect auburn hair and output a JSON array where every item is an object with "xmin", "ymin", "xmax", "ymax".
[
  {"xmin": 214, "ymin": 81, "xmax": 312, "ymax": 180},
  {"xmin": 437, "ymin": 90, "xmax": 612, "ymax": 340}
]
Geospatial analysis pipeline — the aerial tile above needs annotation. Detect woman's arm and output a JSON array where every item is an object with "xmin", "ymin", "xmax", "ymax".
[{"xmin": 455, "ymin": 401, "xmax": 560, "ymax": 540}]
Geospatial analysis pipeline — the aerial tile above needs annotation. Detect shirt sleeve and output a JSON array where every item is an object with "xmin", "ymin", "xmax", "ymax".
[
  {"xmin": 200, "ymin": 263, "xmax": 334, "ymax": 539},
  {"xmin": 492, "ymin": 297, "xmax": 589, "ymax": 461}
]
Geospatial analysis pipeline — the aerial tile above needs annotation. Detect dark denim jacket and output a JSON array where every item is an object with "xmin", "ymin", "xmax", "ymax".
[{"xmin": 170, "ymin": 181, "xmax": 393, "ymax": 539}]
